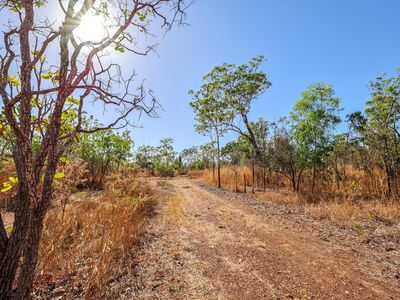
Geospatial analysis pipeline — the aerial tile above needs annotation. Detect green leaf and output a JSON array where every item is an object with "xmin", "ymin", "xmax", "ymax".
[
  {"xmin": 59, "ymin": 157, "xmax": 70, "ymax": 163},
  {"xmin": 114, "ymin": 43, "xmax": 125, "ymax": 53},
  {"xmin": 40, "ymin": 72, "xmax": 52, "ymax": 80},
  {"xmin": 54, "ymin": 172, "xmax": 65, "ymax": 179}
]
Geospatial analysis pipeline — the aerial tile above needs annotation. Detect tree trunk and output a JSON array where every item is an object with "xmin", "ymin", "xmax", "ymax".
[
  {"xmin": 296, "ymin": 170, "xmax": 302, "ymax": 193},
  {"xmin": 241, "ymin": 113, "xmax": 261, "ymax": 158},
  {"xmin": 243, "ymin": 174, "xmax": 246, "ymax": 193},
  {"xmin": 291, "ymin": 172, "xmax": 296, "ymax": 193},
  {"xmin": 385, "ymin": 163, "xmax": 392, "ymax": 196},
  {"xmin": 98, "ymin": 158, "xmax": 111, "ymax": 188},
  {"xmin": 311, "ymin": 163, "xmax": 316, "ymax": 197},
  {"xmin": 235, "ymin": 168, "xmax": 238, "ymax": 192},
  {"xmin": 0, "ymin": 215, "xmax": 7, "ymax": 258},
  {"xmin": 252, "ymin": 161, "xmax": 255, "ymax": 194},
  {"xmin": 217, "ymin": 164, "xmax": 221, "ymax": 189},
  {"xmin": 263, "ymin": 167, "xmax": 266, "ymax": 192},
  {"xmin": 216, "ymin": 132, "xmax": 221, "ymax": 189},
  {"xmin": 212, "ymin": 164, "xmax": 215, "ymax": 182},
  {"xmin": 14, "ymin": 212, "xmax": 44, "ymax": 299},
  {"xmin": 0, "ymin": 184, "xmax": 35, "ymax": 299}
]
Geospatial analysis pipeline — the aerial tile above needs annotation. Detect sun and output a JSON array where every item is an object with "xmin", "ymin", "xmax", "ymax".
[{"xmin": 74, "ymin": 14, "xmax": 108, "ymax": 42}]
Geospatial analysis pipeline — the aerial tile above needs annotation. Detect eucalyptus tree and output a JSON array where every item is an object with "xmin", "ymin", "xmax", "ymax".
[
  {"xmin": 0, "ymin": 0, "xmax": 187, "ymax": 298},
  {"xmin": 250, "ymin": 118, "xmax": 270, "ymax": 190},
  {"xmin": 270, "ymin": 118, "xmax": 302, "ymax": 192},
  {"xmin": 346, "ymin": 111, "xmax": 372, "ymax": 174},
  {"xmin": 199, "ymin": 143, "xmax": 214, "ymax": 169},
  {"xmin": 135, "ymin": 144, "xmax": 157, "ymax": 168},
  {"xmin": 364, "ymin": 73, "xmax": 400, "ymax": 195},
  {"xmin": 155, "ymin": 137, "xmax": 176, "ymax": 167},
  {"xmin": 290, "ymin": 82, "xmax": 342, "ymax": 195},
  {"xmin": 180, "ymin": 146, "xmax": 202, "ymax": 169},
  {"xmin": 190, "ymin": 78, "xmax": 230, "ymax": 188},
  {"xmin": 202, "ymin": 56, "xmax": 271, "ymax": 158}
]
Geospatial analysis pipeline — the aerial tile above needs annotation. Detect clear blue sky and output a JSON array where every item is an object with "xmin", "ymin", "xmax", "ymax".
[
  {"xmin": 1, "ymin": 1, "xmax": 400, "ymax": 151},
  {"xmin": 128, "ymin": 0, "xmax": 400, "ymax": 151}
]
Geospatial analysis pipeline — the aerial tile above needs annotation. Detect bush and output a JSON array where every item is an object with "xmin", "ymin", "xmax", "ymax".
[{"xmin": 154, "ymin": 161, "xmax": 175, "ymax": 177}]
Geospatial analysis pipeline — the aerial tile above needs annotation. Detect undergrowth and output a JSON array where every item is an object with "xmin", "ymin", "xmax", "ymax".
[
  {"xmin": 34, "ymin": 173, "xmax": 156, "ymax": 298},
  {"xmin": 204, "ymin": 167, "xmax": 400, "ymax": 225}
]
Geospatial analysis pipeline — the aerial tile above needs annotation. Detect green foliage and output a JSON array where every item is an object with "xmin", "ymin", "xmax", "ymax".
[
  {"xmin": 358, "ymin": 72, "xmax": 400, "ymax": 194},
  {"xmin": 190, "ymin": 56, "xmax": 271, "ymax": 159},
  {"xmin": 135, "ymin": 138, "xmax": 178, "ymax": 176},
  {"xmin": 291, "ymin": 82, "xmax": 342, "ymax": 170},
  {"xmin": 221, "ymin": 138, "xmax": 251, "ymax": 165},
  {"xmin": 76, "ymin": 121, "xmax": 133, "ymax": 188},
  {"xmin": 180, "ymin": 144, "xmax": 214, "ymax": 170}
]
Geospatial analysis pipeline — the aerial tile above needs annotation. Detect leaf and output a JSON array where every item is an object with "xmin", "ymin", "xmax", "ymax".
[
  {"xmin": 114, "ymin": 43, "xmax": 125, "ymax": 53},
  {"xmin": 66, "ymin": 96, "xmax": 80, "ymax": 105},
  {"xmin": 40, "ymin": 72, "xmax": 52, "ymax": 80},
  {"xmin": 1, "ymin": 183, "xmax": 13, "ymax": 193},
  {"xmin": 54, "ymin": 172, "xmax": 65, "ymax": 179},
  {"xmin": 59, "ymin": 157, "xmax": 70, "ymax": 163},
  {"xmin": 8, "ymin": 177, "xmax": 17, "ymax": 184},
  {"xmin": 6, "ymin": 226, "xmax": 13, "ymax": 234}
]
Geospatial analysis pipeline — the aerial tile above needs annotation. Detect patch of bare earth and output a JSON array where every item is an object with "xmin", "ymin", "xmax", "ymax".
[{"xmin": 128, "ymin": 176, "xmax": 399, "ymax": 299}]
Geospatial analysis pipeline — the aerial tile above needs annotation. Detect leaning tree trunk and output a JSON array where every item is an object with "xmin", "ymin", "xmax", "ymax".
[{"xmin": 0, "ymin": 145, "xmax": 38, "ymax": 299}]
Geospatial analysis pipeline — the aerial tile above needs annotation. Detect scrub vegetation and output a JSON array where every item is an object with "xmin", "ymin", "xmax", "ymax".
[{"xmin": 0, "ymin": 1, "xmax": 399, "ymax": 299}]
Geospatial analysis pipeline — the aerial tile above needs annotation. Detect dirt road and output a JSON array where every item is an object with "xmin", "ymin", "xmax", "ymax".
[{"xmin": 126, "ymin": 177, "xmax": 399, "ymax": 299}]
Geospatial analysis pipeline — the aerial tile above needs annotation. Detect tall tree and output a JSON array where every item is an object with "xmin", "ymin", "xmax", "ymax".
[
  {"xmin": 0, "ymin": 1, "xmax": 187, "ymax": 298},
  {"xmin": 201, "ymin": 56, "xmax": 271, "ymax": 158},
  {"xmin": 189, "ymin": 84, "xmax": 229, "ymax": 188},
  {"xmin": 270, "ymin": 118, "xmax": 302, "ymax": 193},
  {"xmin": 290, "ymin": 82, "xmax": 342, "ymax": 195},
  {"xmin": 364, "ymin": 73, "xmax": 400, "ymax": 195}
]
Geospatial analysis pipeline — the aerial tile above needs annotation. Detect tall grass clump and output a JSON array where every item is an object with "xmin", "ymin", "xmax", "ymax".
[
  {"xmin": 203, "ymin": 166, "xmax": 400, "ymax": 224},
  {"xmin": 34, "ymin": 173, "xmax": 156, "ymax": 298}
]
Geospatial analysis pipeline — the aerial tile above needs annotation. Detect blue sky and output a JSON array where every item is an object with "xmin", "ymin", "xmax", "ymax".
[
  {"xmin": 1, "ymin": 1, "xmax": 400, "ymax": 151},
  {"xmin": 128, "ymin": 0, "xmax": 400, "ymax": 151}
]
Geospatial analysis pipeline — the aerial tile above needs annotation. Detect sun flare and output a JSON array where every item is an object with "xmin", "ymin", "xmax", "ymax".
[{"xmin": 74, "ymin": 14, "xmax": 108, "ymax": 42}]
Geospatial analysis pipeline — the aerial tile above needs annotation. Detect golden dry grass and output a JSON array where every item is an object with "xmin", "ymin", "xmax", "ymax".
[
  {"xmin": 165, "ymin": 193, "xmax": 185, "ymax": 225},
  {"xmin": 305, "ymin": 200, "xmax": 400, "ymax": 225},
  {"xmin": 203, "ymin": 166, "xmax": 400, "ymax": 225},
  {"xmin": 187, "ymin": 170, "xmax": 203, "ymax": 179},
  {"xmin": 35, "ymin": 173, "xmax": 156, "ymax": 298}
]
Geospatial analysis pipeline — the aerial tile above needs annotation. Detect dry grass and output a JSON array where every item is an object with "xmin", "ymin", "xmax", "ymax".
[
  {"xmin": 255, "ymin": 190, "xmax": 302, "ymax": 206},
  {"xmin": 305, "ymin": 200, "xmax": 400, "ymax": 225},
  {"xmin": 203, "ymin": 166, "xmax": 400, "ymax": 225},
  {"xmin": 165, "ymin": 194, "xmax": 185, "ymax": 225},
  {"xmin": 187, "ymin": 170, "xmax": 203, "ymax": 179},
  {"xmin": 34, "ymin": 173, "xmax": 156, "ymax": 298}
]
